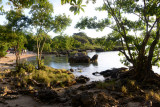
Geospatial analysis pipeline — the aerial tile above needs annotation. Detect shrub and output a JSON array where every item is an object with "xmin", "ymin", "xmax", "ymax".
[
  {"xmin": 148, "ymin": 90, "xmax": 160, "ymax": 102},
  {"xmin": 0, "ymin": 44, "xmax": 8, "ymax": 57},
  {"xmin": 121, "ymin": 85, "xmax": 127, "ymax": 94},
  {"xmin": 15, "ymin": 63, "xmax": 75, "ymax": 87}
]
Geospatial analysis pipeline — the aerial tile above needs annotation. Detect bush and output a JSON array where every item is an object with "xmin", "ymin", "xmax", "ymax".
[
  {"xmin": 121, "ymin": 85, "xmax": 127, "ymax": 94},
  {"xmin": 0, "ymin": 44, "xmax": 8, "ymax": 57},
  {"xmin": 15, "ymin": 63, "xmax": 75, "ymax": 87}
]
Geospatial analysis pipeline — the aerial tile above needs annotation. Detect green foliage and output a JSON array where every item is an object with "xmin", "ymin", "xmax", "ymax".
[
  {"xmin": 24, "ymin": 33, "xmax": 36, "ymax": 51},
  {"xmin": 16, "ymin": 63, "xmax": 75, "ymax": 87},
  {"xmin": 52, "ymin": 34, "xmax": 74, "ymax": 51},
  {"xmin": 61, "ymin": 0, "xmax": 86, "ymax": 15},
  {"xmin": 76, "ymin": 16, "xmax": 110, "ymax": 31},
  {"xmin": 53, "ymin": 14, "xmax": 72, "ymax": 33},
  {"xmin": 73, "ymin": 0, "xmax": 160, "ymax": 73},
  {"xmin": 9, "ymin": 0, "xmax": 37, "ymax": 8},
  {"xmin": 43, "ymin": 43, "xmax": 52, "ymax": 52},
  {"xmin": 0, "ymin": 44, "xmax": 8, "ymax": 57}
]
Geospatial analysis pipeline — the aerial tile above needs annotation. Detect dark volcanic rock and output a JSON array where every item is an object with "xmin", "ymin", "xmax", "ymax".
[
  {"xmin": 76, "ymin": 75, "xmax": 90, "ymax": 84},
  {"xmin": 95, "ymin": 48, "xmax": 104, "ymax": 52},
  {"xmin": 91, "ymin": 54, "xmax": 98, "ymax": 62},
  {"xmin": 69, "ymin": 56, "xmax": 90, "ymax": 63},
  {"xmin": 72, "ymin": 92, "xmax": 96, "ymax": 107},
  {"xmin": 68, "ymin": 52, "xmax": 98, "ymax": 63},
  {"xmin": 34, "ymin": 89, "xmax": 58, "ymax": 103},
  {"xmin": 72, "ymin": 91, "xmax": 118, "ymax": 107},
  {"xmin": 70, "ymin": 68, "xmax": 74, "ymax": 72},
  {"xmin": 100, "ymin": 67, "xmax": 128, "ymax": 79}
]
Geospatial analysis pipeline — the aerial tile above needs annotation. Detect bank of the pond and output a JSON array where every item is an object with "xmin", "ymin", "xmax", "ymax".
[
  {"xmin": 26, "ymin": 51, "xmax": 160, "ymax": 81},
  {"xmin": 0, "ymin": 53, "xmax": 36, "ymax": 71},
  {"xmin": 0, "ymin": 52, "xmax": 160, "ymax": 107},
  {"xmin": 0, "ymin": 53, "xmax": 36, "ymax": 64}
]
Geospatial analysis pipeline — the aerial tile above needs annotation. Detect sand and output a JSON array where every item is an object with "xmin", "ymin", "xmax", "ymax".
[
  {"xmin": 0, "ymin": 52, "xmax": 36, "ymax": 71},
  {"xmin": 0, "ymin": 53, "xmax": 36, "ymax": 64}
]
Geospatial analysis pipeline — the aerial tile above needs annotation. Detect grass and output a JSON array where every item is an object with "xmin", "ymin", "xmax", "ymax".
[
  {"xmin": 96, "ymin": 80, "xmax": 116, "ymax": 89},
  {"xmin": 128, "ymin": 80, "xmax": 135, "ymax": 87},
  {"xmin": 121, "ymin": 85, "xmax": 127, "ymax": 94},
  {"xmin": 15, "ymin": 63, "xmax": 76, "ymax": 87},
  {"xmin": 147, "ymin": 90, "xmax": 160, "ymax": 102}
]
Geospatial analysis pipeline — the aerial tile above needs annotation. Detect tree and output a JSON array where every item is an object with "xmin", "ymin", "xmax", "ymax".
[
  {"xmin": 66, "ymin": 0, "xmax": 160, "ymax": 81},
  {"xmin": 30, "ymin": 0, "xmax": 71, "ymax": 69},
  {"xmin": 5, "ymin": 10, "xmax": 28, "ymax": 66}
]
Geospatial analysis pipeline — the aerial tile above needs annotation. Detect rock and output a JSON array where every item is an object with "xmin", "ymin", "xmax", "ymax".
[
  {"xmin": 152, "ymin": 102, "xmax": 160, "ymax": 107},
  {"xmin": 72, "ymin": 91, "xmax": 118, "ymax": 107},
  {"xmin": 69, "ymin": 56, "xmax": 90, "ymax": 63},
  {"xmin": 100, "ymin": 67, "xmax": 128, "ymax": 79},
  {"xmin": 4, "ymin": 95, "xmax": 19, "ymax": 100},
  {"xmin": 34, "ymin": 89, "xmax": 58, "ymax": 103},
  {"xmin": 95, "ymin": 48, "xmax": 104, "ymax": 52},
  {"xmin": 96, "ymin": 92, "xmax": 118, "ymax": 107},
  {"xmin": 76, "ymin": 75, "xmax": 90, "ymax": 84},
  {"xmin": 70, "ymin": 69, "xmax": 74, "ymax": 72},
  {"xmin": 77, "ymin": 83, "xmax": 96, "ymax": 91},
  {"xmin": 72, "ymin": 92, "xmax": 96, "ymax": 107},
  {"xmin": 92, "ymin": 72, "xmax": 101, "ymax": 76},
  {"xmin": 58, "ymin": 97, "xmax": 68, "ymax": 103},
  {"xmin": 74, "ymin": 52, "xmax": 86, "ymax": 56},
  {"xmin": 91, "ymin": 54, "xmax": 98, "ymax": 62},
  {"xmin": 127, "ymin": 102, "xmax": 141, "ymax": 107}
]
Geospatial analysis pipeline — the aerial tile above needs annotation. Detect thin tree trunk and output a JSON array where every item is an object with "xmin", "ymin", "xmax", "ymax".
[{"xmin": 37, "ymin": 39, "xmax": 40, "ymax": 69}]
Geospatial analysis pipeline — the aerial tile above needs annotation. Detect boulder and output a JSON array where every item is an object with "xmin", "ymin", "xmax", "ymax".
[
  {"xmin": 69, "ymin": 56, "xmax": 90, "ymax": 63},
  {"xmin": 68, "ymin": 53, "xmax": 98, "ymax": 64},
  {"xmin": 91, "ymin": 54, "xmax": 98, "ymax": 62},
  {"xmin": 76, "ymin": 75, "xmax": 90, "ymax": 84},
  {"xmin": 92, "ymin": 72, "xmax": 101, "ymax": 76},
  {"xmin": 34, "ymin": 89, "xmax": 58, "ymax": 103},
  {"xmin": 100, "ymin": 67, "xmax": 128, "ymax": 79},
  {"xmin": 70, "ymin": 68, "xmax": 74, "ymax": 72},
  {"xmin": 72, "ymin": 92, "xmax": 96, "ymax": 107},
  {"xmin": 95, "ymin": 48, "xmax": 104, "ymax": 52},
  {"xmin": 72, "ymin": 91, "xmax": 118, "ymax": 107}
]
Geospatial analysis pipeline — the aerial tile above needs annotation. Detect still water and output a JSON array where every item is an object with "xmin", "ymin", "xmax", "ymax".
[{"xmin": 26, "ymin": 51, "xmax": 160, "ymax": 81}]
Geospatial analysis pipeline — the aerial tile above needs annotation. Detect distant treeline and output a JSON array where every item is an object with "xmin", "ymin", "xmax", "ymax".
[{"xmin": 25, "ymin": 32, "xmax": 122, "ymax": 53}]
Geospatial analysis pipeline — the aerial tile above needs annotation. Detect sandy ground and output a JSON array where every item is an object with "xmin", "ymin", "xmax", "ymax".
[
  {"xmin": 0, "ymin": 53, "xmax": 62, "ymax": 107},
  {"xmin": 0, "ymin": 52, "xmax": 36, "ymax": 64},
  {"xmin": 0, "ymin": 52, "xmax": 36, "ymax": 71}
]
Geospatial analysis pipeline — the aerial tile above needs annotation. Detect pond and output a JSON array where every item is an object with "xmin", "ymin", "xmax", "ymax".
[{"xmin": 25, "ymin": 51, "xmax": 160, "ymax": 81}]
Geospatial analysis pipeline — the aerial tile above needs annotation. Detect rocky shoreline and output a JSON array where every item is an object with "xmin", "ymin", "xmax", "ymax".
[{"xmin": 0, "ymin": 64, "xmax": 160, "ymax": 107}]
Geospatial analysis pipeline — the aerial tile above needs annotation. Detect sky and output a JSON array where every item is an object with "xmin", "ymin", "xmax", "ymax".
[
  {"xmin": 49, "ymin": 0, "xmax": 113, "ymax": 38},
  {"xmin": 0, "ymin": 0, "xmax": 139, "ymax": 38},
  {"xmin": 0, "ymin": 0, "xmax": 114, "ymax": 38}
]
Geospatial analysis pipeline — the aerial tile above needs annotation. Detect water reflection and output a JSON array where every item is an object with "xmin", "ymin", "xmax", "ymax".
[{"xmin": 25, "ymin": 52, "xmax": 124, "ymax": 81}]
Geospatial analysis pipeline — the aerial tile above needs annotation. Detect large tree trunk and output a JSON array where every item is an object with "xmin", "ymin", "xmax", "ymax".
[
  {"xmin": 134, "ymin": 18, "xmax": 160, "ymax": 81},
  {"xmin": 134, "ymin": 57, "xmax": 154, "ymax": 81}
]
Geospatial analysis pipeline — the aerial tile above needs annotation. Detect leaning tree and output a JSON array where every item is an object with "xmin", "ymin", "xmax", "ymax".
[{"xmin": 63, "ymin": 0, "xmax": 160, "ymax": 81}]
